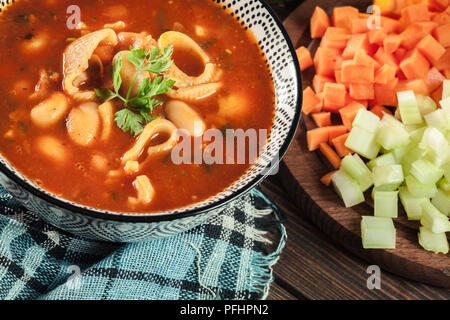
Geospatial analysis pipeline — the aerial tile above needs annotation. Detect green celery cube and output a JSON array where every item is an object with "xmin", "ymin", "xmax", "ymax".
[
  {"xmin": 345, "ymin": 127, "xmax": 380, "ymax": 160},
  {"xmin": 367, "ymin": 153, "xmax": 397, "ymax": 170},
  {"xmin": 418, "ymin": 227, "xmax": 449, "ymax": 254},
  {"xmin": 431, "ymin": 188, "xmax": 450, "ymax": 216},
  {"xmin": 420, "ymin": 200, "xmax": 450, "ymax": 234},
  {"xmin": 409, "ymin": 159, "xmax": 444, "ymax": 185},
  {"xmin": 372, "ymin": 165, "xmax": 404, "ymax": 188},
  {"xmin": 361, "ymin": 216, "xmax": 396, "ymax": 249},
  {"xmin": 399, "ymin": 187, "xmax": 426, "ymax": 220},
  {"xmin": 331, "ymin": 170, "xmax": 365, "ymax": 208},
  {"xmin": 405, "ymin": 175, "xmax": 437, "ymax": 198},
  {"xmin": 352, "ymin": 109, "xmax": 380, "ymax": 133},
  {"xmin": 397, "ymin": 91, "xmax": 423, "ymax": 125},
  {"xmin": 374, "ymin": 191, "xmax": 398, "ymax": 218},
  {"xmin": 341, "ymin": 154, "xmax": 373, "ymax": 192}
]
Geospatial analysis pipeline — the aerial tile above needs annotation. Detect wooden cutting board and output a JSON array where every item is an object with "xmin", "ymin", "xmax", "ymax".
[{"xmin": 280, "ymin": 0, "xmax": 450, "ymax": 288}]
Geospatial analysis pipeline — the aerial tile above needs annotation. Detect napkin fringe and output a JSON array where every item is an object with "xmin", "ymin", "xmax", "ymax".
[{"xmin": 248, "ymin": 189, "xmax": 287, "ymax": 300}]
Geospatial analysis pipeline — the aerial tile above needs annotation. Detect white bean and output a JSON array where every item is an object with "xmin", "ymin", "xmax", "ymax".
[
  {"xmin": 165, "ymin": 100, "xmax": 206, "ymax": 137},
  {"xmin": 36, "ymin": 136, "xmax": 68, "ymax": 163},
  {"xmin": 66, "ymin": 102, "xmax": 100, "ymax": 146},
  {"xmin": 30, "ymin": 92, "xmax": 69, "ymax": 128}
]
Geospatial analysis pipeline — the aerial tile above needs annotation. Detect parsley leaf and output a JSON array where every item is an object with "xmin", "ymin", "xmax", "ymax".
[
  {"xmin": 95, "ymin": 45, "xmax": 175, "ymax": 136},
  {"xmin": 114, "ymin": 109, "xmax": 145, "ymax": 136}
]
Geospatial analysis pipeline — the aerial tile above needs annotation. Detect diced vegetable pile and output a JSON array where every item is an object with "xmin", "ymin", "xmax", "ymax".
[{"xmin": 297, "ymin": 0, "xmax": 450, "ymax": 254}]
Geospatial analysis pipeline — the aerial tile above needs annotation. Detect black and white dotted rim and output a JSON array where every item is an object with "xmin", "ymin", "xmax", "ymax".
[{"xmin": 0, "ymin": 0, "xmax": 302, "ymax": 223}]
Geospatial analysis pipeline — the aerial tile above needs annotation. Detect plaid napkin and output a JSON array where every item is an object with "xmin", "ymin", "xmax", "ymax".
[{"xmin": 0, "ymin": 185, "xmax": 286, "ymax": 300}]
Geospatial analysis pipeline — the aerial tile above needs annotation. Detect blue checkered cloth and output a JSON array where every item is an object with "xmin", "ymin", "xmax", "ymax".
[{"xmin": 0, "ymin": 186, "xmax": 285, "ymax": 300}]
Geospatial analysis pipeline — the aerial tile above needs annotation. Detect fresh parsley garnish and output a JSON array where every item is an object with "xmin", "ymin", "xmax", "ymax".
[{"xmin": 95, "ymin": 45, "xmax": 175, "ymax": 136}]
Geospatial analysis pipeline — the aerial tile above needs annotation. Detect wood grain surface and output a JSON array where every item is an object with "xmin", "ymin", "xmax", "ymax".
[{"xmin": 278, "ymin": 0, "xmax": 450, "ymax": 289}]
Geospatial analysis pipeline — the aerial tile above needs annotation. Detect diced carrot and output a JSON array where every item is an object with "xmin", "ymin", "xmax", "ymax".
[
  {"xmin": 296, "ymin": 46, "xmax": 313, "ymax": 71},
  {"xmin": 424, "ymin": 67, "xmax": 445, "ymax": 92},
  {"xmin": 380, "ymin": 16, "xmax": 401, "ymax": 34},
  {"xmin": 431, "ymin": 85, "xmax": 443, "ymax": 105},
  {"xmin": 433, "ymin": 23, "xmax": 450, "ymax": 47},
  {"xmin": 307, "ymin": 127, "xmax": 329, "ymax": 151},
  {"xmin": 320, "ymin": 171, "xmax": 338, "ymax": 187},
  {"xmin": 302, "ymin": 86, "xmax": 323, "ymax": 115},
  {"xmin": 342, "ymin": 34, "xmax": 370, "ymax": 58},
  {"xmin": 428, "ymin": 0, "xmax": 449, "ymax": 12},
  {"xmin": 353, "ymin": 49, "xmax": 381, "ymax": 69},
  {"xmin": 320, "ymin": 27, "xmax": 351, "ymax": 49},
  {"xmin": 349, "ymin": 83, "xmax": 375, "ymax": 100},
  {"xmin": 335, "ymin": 69, "xmax": 349, "ymax": 88},
  {"xmin": 399, "ymin": 49, "xmax": 430, "ymax": 80},
  {"xmin": 332, "ymin": 6, "xmax": 360, "ymax": 31},
  {"xmin": 396, "ymin": 79, "xmax": 429, "ymax": 95},
  {"xmin": 339, "ymin": 101, "xmax": 366, "ymax": 130},
  {"xmin": 327, "ymin": 125, "xmax": 348, "ymax": 143},
  {"xmin": 314, "ymin": 46, "xmax": 341, "ymax": 76},
  {"xmin": 433, "ymin": 47, "xmax": 450, "ymax": 70},
  {"xmin": 374, "ymin": 64, "xmax": 397, "ymax": 84},
  {"xmin": 394, "ymin": 47, "xmax": 407, "ymax": 61},
  {"xmin": 432, "ymin": 12, "xmax": 450, "ymax": 26},
  {"xmin": 311, "ymin": 6, "xmax": 331, "ymax": 38},
  {"xmin": 312, "ymin": 74, "xmax": 335, "ymax": 93},
  {"xmin": 444, "ymin": 68, "xmax": 450, "ymax": 78},
  {"xmin": 415, "ymin": 21, "xmax": 438, "ymax": 34},
  {"xmin": 331, "ymin": 133, "xmax": 352, "ymax": 158},
  {"xmin": 341, "ymin": 60, "xmax": 374, "ymax": 83},
  {"xmin": 323, "ymin": 83, "xmax": 347, "ymax": 110},
  {"xmin": 374, "ymin": 47, "xmax": 399, "ymax": 71},
  {"xmin": 374, "ymin": 79, "xmax": 399, "ymax": 106},
  {"xmin": 400, "ymin": 24, "xmax": 427, "ymax": 50},
  {"xmin": 312, "ymin": 112, "xmax": 332, "ymax": 127},
  {"xmin": 383, "ymin": 34, "xmax": 402, "ymax": 54},
  {"xmin": 351, "ymin": 18, "xmax": 370, "ymax": 33},
  {"xmin": 319, "ymin": 143, "xmax": 342, "ymax": 169},
  {"xmin": 417, "ymin": 34, "xmax": 446, "ymax": 63},
  {"xmin": 368, "ymin": 28, "xmax": 387, "ymax": 45},
  {"xmin": 401, "ymin": 3, "xmax": 430, "ymax": 25},
  {"xmin": 370, "ymin": 105, "xmax": 392, "ymax": 118}
]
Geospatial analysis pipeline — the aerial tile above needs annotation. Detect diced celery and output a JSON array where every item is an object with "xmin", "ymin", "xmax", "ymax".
[
  {"xmin": 374, "ymin": 191, "xmax": 398, "ymax": 218},
  {"xmin": 331, "ymin": 170, "xmax": 365, "ymax": 208},
  {"xmin": 432, "ymin": 188, "xmax": 450, "ymax": 216},
  {"xmin": 424, "ymin": 109, "xmax": 448, "ymax": 129},
  {"xmin": 401, "ymin": 145, "xmax": 428, "ymax": 176},
  {"xmin": 352, "ymin": 109, "xmax": 380, "ymax": 133},
  {"xmin": 399, "ymin": 186, "xmax": 426, "ymax": 220},
  {"xmin": 408, "ymin": 127, "xmax": 426, "ymax": 143},
  {"xmin": 438, "ymin": 177, "xmax": 450, "ymax": 194},
  {"xmin": 418, "ymin": 227, "xmax": 449, "ymax": 254},
  {"xmin": 367, "ymin": 153, "xmax": 396, "ymax": 170},
  {"xmin": 420, "ymin": 200, "xmax": 450, "ymax": 233},
  {"xmin": 361, "ymin": 216, "xmax": 396, "ymax": 249},
  {"xmin": 415, "ymin": 94, "xmax": 437, "ymax": 116},
  {"xmin": 442, "ymin": 79, "xmax": 450, "ymax": 99},
  {"xmin": 419, "ymin": 128, "xmax": 450, "ymax": 167},
  {"xmin": 443, "ymin": 162, "xmax": 450, "ymax": 181},
  {"xmin": 371, "ymin": 184, "xmax": 398, "ymax": 200},
  {"xmin": 345, "ymin": 127, "xmax": 380, "ymax": 160},
  {"xmin": 405, "ymin": 175, "xmax": 438, "ymax": 198},
  {"xmin": 392, "ymin": 145, "xmax": 409, "ymax": 162},
  {"xmin": 409, "ymin": 159, "xmax": 444, "ymax": 185},
  {"xmin": 376, "ymin": 114, "xmax": 411, "ymax": 150},
  {"xmin": 341, "ymin": 154, "xmax": 373, "ymax": 192},
  {"xmin": 397, "ymin": 91, "xmax": 423, "ymax": 125},
  {"xmin": 372, "ymin": 164, "xmax": 404, "ymax": 188}
]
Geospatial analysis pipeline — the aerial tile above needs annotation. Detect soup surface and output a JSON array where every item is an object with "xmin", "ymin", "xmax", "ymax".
[{"xmin": 0, "ymin": 0, "xmax": 275, "ymax": 213}]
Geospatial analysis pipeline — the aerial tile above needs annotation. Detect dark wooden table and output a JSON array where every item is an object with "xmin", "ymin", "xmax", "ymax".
[{"xmin": 263, "ymin": 0, "xmax": 450, "ymax": 300}]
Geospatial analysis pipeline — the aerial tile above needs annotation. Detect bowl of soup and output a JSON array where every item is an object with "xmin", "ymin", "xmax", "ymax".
[{"xmin": 0, "ymin": 0, "xmax": 301, "ymax": 241}]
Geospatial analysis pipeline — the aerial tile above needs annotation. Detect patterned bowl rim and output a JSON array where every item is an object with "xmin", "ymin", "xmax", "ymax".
[{"xmin": 0, "ymin": 0, "xmax": 302, "ymax": 223}]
